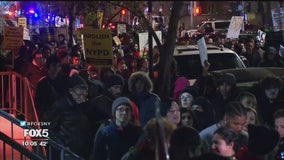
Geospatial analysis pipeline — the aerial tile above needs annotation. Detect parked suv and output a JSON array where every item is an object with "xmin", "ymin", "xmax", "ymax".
[
  {"xmin": 173, "ymin": 44, "xmax": 246, "ymax": 83},
  {"xmin": 197, "ymin": 20, "xmax": 231, "ymax": 34},
  {"xmin": 186, "ymin": 20, "xmax": 231, "ymax": 38}
]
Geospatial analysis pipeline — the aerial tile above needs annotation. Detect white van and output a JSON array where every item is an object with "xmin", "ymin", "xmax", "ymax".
[{"xmin": 197, "ymin": 20, "xmax": 231, "ymax": 33}]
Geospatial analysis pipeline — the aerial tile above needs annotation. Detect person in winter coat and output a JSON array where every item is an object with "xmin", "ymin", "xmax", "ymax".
[
  {"xmin": 91, "ymin": 97, "xmax": 143, "ymax": 160},
  {"xmin": 258, "ymin": 46, "xmax": 284, "ymax": 67},
  {"xmin": 199, "ymin": 101, "xmax": 248, "ymax": 153},
  {"xmin": 87, "ymin": 74, "xmax": 125, "ymax": 136},
  {"xmin": 121, "ymin": 117, "xmax": 176, "ymax": 160},
  {"xmin": 236, "ymin": 124, "xmax": 280, "ymax": 160},
  {"xmin": 45, "ymin": 74, "xmax": 93, "ymax": 160},
  {"xmin": 34, "ymin": 55, "xmax": 67, "ymax": 121},
  {"xmin": 21, "ymin": 49, "xmax": 48, "ymax": 90},
  {"xmin": 273, "ymin": 109, "xmax": 284, "ymax": 160},
  {"xmin": 209, "ymin": 73, "xmax": 239, "ymax": 123},
  {"xmin": 128, "ymin": 71, "xmax": 161, "ymax": 127},
  {"xmin": 255, "ymin": 75, "xmax": 284, "ymax": 127}
]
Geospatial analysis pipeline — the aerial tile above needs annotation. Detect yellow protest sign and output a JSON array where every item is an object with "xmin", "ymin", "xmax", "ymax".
[
  {"xmin": 18, "ymin": 17, "xmax": 27, "ymax": 28},
  {"xmin": 247, "ymin": 13, "xmax": 256, "ymax": 21},
  {"xmin": 81, "ymin": 28, "xmax": 113, "ymax": 67},
  {"xmin": 3, "ymin": 26, "xmax": 23, "ymax": 50}
]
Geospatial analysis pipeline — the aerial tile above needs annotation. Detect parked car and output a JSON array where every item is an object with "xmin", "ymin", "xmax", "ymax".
[
  {"xmin": 187, "ymin": 20, "xmax": 260, "ymax": 40},
  {"xmin": 210, "ymin": 67, "xmax": 284, "ymax": 91},
  {"xmin": 186, "ymin": 29, "xmax": 198, "ymax": 38},
  {"xmin": 174, "ymin": 44, "xmax": 246, "ymax": 84}
]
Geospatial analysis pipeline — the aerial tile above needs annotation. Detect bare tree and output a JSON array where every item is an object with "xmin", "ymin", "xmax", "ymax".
[
  {"xmin": 108, "ymin": 1, "xmax": 183, "ymax": 100},
  {"xmin": 0, "ymin": 1, "xmax": 15, "ymax": 14},
  {"xmin": 156, "ymin": 1, "xmax": 183, "ymax": 100}
]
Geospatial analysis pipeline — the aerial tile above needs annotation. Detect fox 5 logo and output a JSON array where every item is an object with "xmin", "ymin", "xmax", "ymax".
[{"xmin": 23, "ymin": 129, "xmax": 49, "ymax": 138}]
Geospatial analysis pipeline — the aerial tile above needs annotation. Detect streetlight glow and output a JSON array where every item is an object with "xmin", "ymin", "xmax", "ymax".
[{"xmin": 29, "ymin": 9, "xmax": 35, "ymax": 14}]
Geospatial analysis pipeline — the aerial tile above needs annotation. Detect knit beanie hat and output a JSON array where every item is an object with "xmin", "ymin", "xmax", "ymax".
[
  {"xmin": 105, "ymin": 74, "xmax": 125, "ymax": 88},
  {"xmin": 112, "ymin": 97, "xmax": 132, "ymax": 115},
  {"xmin": 68, "ymin": 74, "xmax": 88, "ymax": 89},
  {"xmin": 248, "ymin": 124, "xmax": 280, "ymax": 155}
]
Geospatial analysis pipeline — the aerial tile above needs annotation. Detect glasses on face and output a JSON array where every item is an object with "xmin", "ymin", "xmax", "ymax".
[
  {"xmin": 181, "ymin": 96, "xmax": 191, "ymax": 100},
  {"xmin": 116, "ymin": 107, "xmax": 131, "ymax": 113}
]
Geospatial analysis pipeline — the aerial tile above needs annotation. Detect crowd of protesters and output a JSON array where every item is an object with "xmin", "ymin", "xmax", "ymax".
[{"xmin": 1, "ymin": 23, "xmax": 284, "ymax": 160}]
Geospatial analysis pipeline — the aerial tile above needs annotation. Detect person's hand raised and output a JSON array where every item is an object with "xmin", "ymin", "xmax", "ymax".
[{"xmin": 202, "ymin": 60, "xmax": 210, "ymax": 76}]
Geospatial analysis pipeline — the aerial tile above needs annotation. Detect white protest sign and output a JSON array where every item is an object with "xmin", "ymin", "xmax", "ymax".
[
  {"xmin": 81, "ymin": 34, "xmax": 86, "ymax": 60},
  {"xmin": 23, "ymin": 28, "xmax": 30, "ymax": 40},
  {"xmin": 271, "ymin": 7, "xmax": 284, "ymax": 32},
  {"xmin": 257, "ymin": 29, "xmax": 266, "ymax": 47},
  {"xmin": 227, "ymin": 16, "xmax": 244, "ymax": 39},
  {"xmin": 138, "ymin": 31, "xmax": 162, "ymax": 54},
  {"xmin": 117, "ymin": 23, "xmax": 126, "ymax": 35},
  {"xmin": 197, "ymin": 36, "xmax": 208, "ymax": 67},
  {"xmin": 279, "ymin": 44, "xmax": 284, "ymax": 58}
]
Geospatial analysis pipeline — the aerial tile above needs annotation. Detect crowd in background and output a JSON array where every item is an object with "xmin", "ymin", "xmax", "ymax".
[{"xmin": 0, "ymin": 23, "xmax": 284, "ymax": 160}]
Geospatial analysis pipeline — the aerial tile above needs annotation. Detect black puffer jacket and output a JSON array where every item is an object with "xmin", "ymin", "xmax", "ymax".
[{"xmin": 46, "ymin": 93, "xmax": 92, "ymax": 159}]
